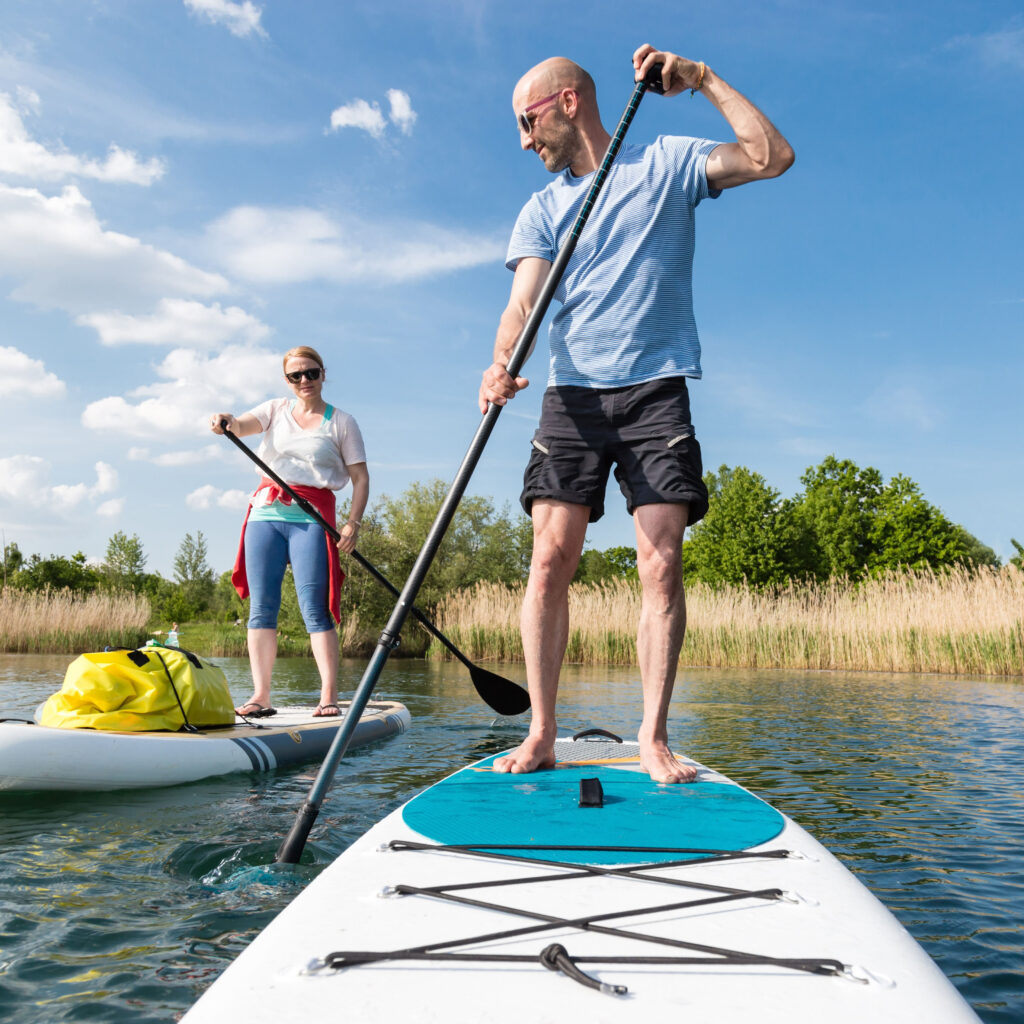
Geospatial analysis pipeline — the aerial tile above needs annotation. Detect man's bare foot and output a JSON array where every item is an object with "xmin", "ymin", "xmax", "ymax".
[
  {"xmin": 639, "ymin": 738, "xmax": 697, "ymax": 784},
  {"xmin": 493, "ymin": 734, "xmax": 557, "ymax": 774}
]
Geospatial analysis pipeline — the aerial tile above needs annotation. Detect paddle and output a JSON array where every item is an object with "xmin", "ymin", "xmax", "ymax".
[
  {"xmin": 218, "ymin": 422, "xmax": 529, "ymax": 716},
  {"xmin": 275, "ymin": 65, "xmax": 663, "ymax": 864}
]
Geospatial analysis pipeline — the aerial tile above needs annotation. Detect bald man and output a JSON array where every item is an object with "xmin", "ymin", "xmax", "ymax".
[{"xmin": 479, "ymin": 45, "xmax": 794, "ymax": 783}]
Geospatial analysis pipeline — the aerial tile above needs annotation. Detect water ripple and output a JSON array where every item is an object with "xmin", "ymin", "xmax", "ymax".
[{"xmin": 0, "ymin": 658, "xmax": 1021, "ymax": 1021}]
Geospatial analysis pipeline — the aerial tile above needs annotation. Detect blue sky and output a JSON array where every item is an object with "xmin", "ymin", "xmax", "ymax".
[{"xmin": 0, "ymin": 0, "xmax": 1020, "ymax": 577}]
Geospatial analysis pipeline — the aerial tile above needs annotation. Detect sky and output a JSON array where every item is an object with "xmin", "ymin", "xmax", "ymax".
[{"xmin": 0, "ymin": 0, "xmax": 1020, "ymax": 577}]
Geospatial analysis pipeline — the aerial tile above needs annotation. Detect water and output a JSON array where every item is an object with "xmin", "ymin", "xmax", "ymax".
[{"xmin": 0, "ymin": 654, "xmax": 1022, "ymax": 1022}]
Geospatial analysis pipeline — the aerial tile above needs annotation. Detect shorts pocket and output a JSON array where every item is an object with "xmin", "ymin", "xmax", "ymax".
[{"xmin": 666, "ymin": 426, "xmax": 695, "ymax": 449}]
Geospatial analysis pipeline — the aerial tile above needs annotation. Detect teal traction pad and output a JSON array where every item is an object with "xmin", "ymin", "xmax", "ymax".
[{"xmin": 402, "ymin": 751, "xmax": 785, "ymax": 865}]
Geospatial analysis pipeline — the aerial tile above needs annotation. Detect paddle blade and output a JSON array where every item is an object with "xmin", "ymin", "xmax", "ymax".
[{"xmin": 469, "ymin": 665, "xmax": 530, "ymax": 716}]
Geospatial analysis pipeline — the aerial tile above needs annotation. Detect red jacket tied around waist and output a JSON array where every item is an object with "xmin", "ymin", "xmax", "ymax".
[{"xmin": 231, "ymin": 478, "xmax": 346, "ymax": 625}]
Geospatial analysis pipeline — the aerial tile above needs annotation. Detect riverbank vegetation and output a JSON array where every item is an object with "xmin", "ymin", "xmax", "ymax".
[
  {"xmin": 0, "ymin": 588, "xmax": 150, "ymax": 654},
  {"xmin": 435, "ymin": 566, "xmax": 1024, "ymax": 676},
  {"xmin": 2, "ymin": 457, "xmax": 1021, "ymax": 671}
]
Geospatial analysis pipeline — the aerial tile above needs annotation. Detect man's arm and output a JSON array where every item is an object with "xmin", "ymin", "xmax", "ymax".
[
  {"xmin": 478, "ymin": 255, "xmax": 551, "ymax": 414},
  {"xmin": 633, "ymin": 44, "xmax": 794, "ymax": 190}
]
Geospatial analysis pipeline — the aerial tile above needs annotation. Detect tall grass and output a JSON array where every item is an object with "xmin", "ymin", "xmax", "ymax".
[
  {"xmin": 434, "ymin": 566, "xmax": 1024, "ymax": 676},
  {"xmin": 0, "ymin": 588, "xmax": 151, "ymax": 654}
]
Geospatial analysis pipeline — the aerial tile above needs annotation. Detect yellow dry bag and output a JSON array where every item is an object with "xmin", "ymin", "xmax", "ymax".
[{"xmin": 40, "ymin": 645, "xmax": 235, "ymax": 732}]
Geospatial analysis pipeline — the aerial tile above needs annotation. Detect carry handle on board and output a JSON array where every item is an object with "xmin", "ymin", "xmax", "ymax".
[
  {"xmin": 274, "ymin": 64, "xmax": 664, "ymax": 865},
  {"xmin": 572, "ymin": 728, "xmax": 624, "ymax": 743}
]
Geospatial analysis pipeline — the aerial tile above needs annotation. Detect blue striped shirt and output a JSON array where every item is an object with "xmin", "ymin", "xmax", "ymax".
[{"xmin": 506, "ymin": 135, "xmax": 721, "ymax": 388}]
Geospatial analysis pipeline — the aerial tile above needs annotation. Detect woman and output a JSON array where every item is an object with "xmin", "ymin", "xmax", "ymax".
[{"xmin": 210, "ymin": 346, "xmax": 368, "ymax": 718}]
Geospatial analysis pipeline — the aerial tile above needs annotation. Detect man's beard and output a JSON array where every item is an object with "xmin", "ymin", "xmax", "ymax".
[{"xmin": 539, "ymin": 118, "xmax": 579, "ymax": 173}]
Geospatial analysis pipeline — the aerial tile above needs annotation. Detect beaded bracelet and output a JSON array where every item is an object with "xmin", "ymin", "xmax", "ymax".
[{"xmin": 691, "ymin": 61, "xmax": 706, "ymax": 96}]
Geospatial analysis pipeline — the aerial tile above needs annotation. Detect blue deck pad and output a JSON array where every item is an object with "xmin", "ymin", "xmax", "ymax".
[{"xmin": 402, "ymin": 750, "xmax": 785, "ymax": 865}]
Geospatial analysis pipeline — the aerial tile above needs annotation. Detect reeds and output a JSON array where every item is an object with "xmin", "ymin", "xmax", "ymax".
[
  {"xmin": 434, "ymin": 566, "xmax": 1024, "ymax": 676},
  {"xmin": 0, "ymin": 588, "xmax": 151, "ymax": 654}
]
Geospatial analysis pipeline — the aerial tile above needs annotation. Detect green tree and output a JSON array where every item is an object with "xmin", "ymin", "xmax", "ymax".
[
  {"xmin": 955, "ymin": 529, "xmax": 1000, "ymax": 569},
  {"xmin": 603, "ymin": 545, "xmax": 638, "ymax": 579},
  {"xmin": 102, "ymin": 531, "xmax": 147, "ymax": 591},
  {"xmin": 210, "ymin": 569, "xmax": 248, "ymax": 623},
  {"xmin": 795, "ymin": 456, "xmax": 883, "ymax": 578},
  {"xmin": 866, "ymin": 474, "xmax": 970, "ymax": 572},
  {"xmin": 173, "ymin": 531, "xmax": 215, "ymax": 612},
  {"xmin": 10, "ymin": 551, "xmax": 99, "ymax": 592},
  {"xmin": 572, "ymin": 548, "xmax": 615, "ymax": 585},
  {"xmin": 3, "ymin": 541, "xmax": 24, "ymax": 585},
  {"xmin": 340, "ymin": 480, "xmax": 533, "ymax": 649},
  {"xmin": 1010, "ymin": 538, "xmax": 1024, "ymax": 571},
  {"xmin": 683, "ymin": 465, "xmax": 810, "ymax": 587}
]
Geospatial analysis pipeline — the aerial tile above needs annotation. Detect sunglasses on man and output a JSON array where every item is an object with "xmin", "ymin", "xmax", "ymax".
[
  {"xmin": 517, "ymin": 90, "xmax": 569, "ymax": 135},
  {"xmin": 285, "ymin": 367, "xmax": 323, "ymax": 383}
]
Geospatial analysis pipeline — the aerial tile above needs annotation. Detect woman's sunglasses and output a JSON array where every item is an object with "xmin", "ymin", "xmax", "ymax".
[{"xmin": 285, "ymin": 367, "xmax": 323, "ymax": 383}]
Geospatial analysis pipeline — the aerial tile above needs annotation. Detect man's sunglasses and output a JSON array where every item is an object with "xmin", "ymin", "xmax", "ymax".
[
  {"xmin": 285, "ymin": 367, "xmax": 323, "ymax": 383},
  {"xmin": 516, "ymin": 90, "xmax": 566, "ymax": 135}
]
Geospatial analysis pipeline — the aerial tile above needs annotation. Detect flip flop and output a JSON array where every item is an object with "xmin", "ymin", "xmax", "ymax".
[
  {"xmin": 236, "ymin": 701, "xmax": 277, "ymax": 719},
  {"xmin": 313, "ymin": 703, "xmax": 341, "ymax": 717}
]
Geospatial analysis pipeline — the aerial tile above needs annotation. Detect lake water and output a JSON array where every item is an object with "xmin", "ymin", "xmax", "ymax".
[{"xmin": 0, "ymin": 653, "xmax": 1022, "ymax": 1022}]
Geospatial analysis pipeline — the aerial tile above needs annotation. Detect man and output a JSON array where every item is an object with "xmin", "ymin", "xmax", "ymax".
[{"xmin": 479, "ymin": 44, "xmax": 793, "ymax": 782}]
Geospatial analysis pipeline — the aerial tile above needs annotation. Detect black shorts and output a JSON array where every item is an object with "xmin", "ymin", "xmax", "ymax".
[{"xmin": 520, "ymin": 377, "xmax": 709, "ymax": 524}]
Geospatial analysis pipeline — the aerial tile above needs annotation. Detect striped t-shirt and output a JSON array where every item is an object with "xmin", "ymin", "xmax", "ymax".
[{"xmin": 506, "ymin": 135, "xmax": 721, "ymax": 389}]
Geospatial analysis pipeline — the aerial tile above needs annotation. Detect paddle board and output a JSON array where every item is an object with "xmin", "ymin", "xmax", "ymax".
[
  {"xmin": 0, "ymin": 701, "xmax": 410, "ymax": 792},
  {"xmin": 183, "ymin": 733, "xmax": 980, "ymax": 1023}
]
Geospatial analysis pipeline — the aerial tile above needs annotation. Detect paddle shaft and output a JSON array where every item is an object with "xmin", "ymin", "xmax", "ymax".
[
  {"xmin": 275, "ymin": 69, "xmax": 658, "ymax": 864},
  {"xmin": 220, "ymin": 424, "xmax": 474, "ymax": 667},
  {"xmin": 220, "ymin": 424, "xmax": 529, "ymax": 715}
]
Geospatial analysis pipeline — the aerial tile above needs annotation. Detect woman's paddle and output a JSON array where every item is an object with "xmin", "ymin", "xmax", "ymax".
[
  {"xmin": 275, "ymin": 66, "xmax": 662, "ymax": 864},
  {"xmin": 219, "ymin": 422, "xmax": 529, "ymax": 716}
]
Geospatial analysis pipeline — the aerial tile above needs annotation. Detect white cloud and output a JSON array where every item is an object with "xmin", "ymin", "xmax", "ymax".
[
  {"xmin": 329, "ymin": 99, "xmax": 387, "ymax": 138},
  {"xmin": 0, "ymin": 92, "xmax": 165, "ymax": 185},
  {"xmin": 206, "ymin": 204, "xmax": 504, "ymax": 285},
  {"xmin": 97, "ymin": 498, "xmax": 125, "ymax": 517},
  {"xmin": 863, "ymin": 383, "xmax": 937, "ymax": 431},
  {"xmin": 0, "ymin": 345, "xmax": 66, "ymax": 398},
  {"xmin": 387, "ymin": 89, "xmax": 417, "ymax": 134},
  {"xmin": 0, "ymin": 457, "xmax": 120, "ymax": 516},
  {"xmin": 713, "ymin": 370, "xmax": 810, "ymax": 429},
  {"xmin": 946, "ymin": 19, "xmax": 1024, "ymax": 71},
  {"xmin": 81, "ymin": 344, "xmax": 281, "ymax": 440},
  {"xmin": 186, "ymin": 484, "xmax": 251, "ymax": 510},
  {"xmin": 152, "ymin": 444, "xmax": 226, "ymax": 467},
  {"xmin": 15, "ymin": 87, "xmax": 40, "ymax": 113},
  {"xmin": 328, "ymin": 90, "xmax": 418, "ymax": 138},
  {"xmin": 184, "ymin": 0, "xmax": 266, "ymax": 39},
  {"xmin": 0, "ymin": 183, "xmax": 228, "ymax": 314},
  {"xmin": 77, "ymin": 298, "xmax": 270, "ymax": 347}
]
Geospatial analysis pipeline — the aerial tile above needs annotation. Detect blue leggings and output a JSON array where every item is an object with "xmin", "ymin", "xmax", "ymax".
[{"xmin": 245, "ymin": 520, "xmax": 334, "ymax": 634}]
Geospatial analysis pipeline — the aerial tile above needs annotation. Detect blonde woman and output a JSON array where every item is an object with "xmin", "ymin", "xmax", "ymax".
[{"xmin": 211, "ymin": 346, "xmax": 368, "ymax": 718}]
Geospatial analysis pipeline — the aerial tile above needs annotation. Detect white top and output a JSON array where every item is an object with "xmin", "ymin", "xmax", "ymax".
[{"xmin": 247, "ymin": 398, "xmax": 366, "ymax": 491}]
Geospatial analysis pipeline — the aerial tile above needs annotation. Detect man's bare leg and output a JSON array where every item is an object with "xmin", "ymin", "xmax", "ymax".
[
  {"xmin": 633, "ymin": 502, "xmax": 696, "ymax": 783},
  {"xmin": 494, "ymin": 500, "xmax": 590, "ymax": 774}
]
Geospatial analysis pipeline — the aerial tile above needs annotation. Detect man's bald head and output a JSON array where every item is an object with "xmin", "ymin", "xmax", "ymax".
[{"xmin": 513, "ymin": 57, "xmax": 597, "ymax": 113}]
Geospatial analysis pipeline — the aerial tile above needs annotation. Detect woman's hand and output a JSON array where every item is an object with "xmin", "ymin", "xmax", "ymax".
[
  {"xmin": 337, "ymin": 520, "xmax": 359, "ymax": 554},
  {"xmin": 210, "ymin": 413, "xmax": 236, "ymax": 434}
]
